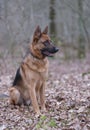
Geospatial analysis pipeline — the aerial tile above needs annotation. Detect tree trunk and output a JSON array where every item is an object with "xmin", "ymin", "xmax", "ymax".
[
  {"xmin": 49, "ymin": 0, "xmax": 56, "ymax": 38},
  {"xmin": 77, "ymin": 0, "xmax": 85, "ymax": 58}
]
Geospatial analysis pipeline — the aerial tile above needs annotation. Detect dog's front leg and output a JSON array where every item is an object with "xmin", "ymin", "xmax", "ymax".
[
  {"xmin": 29, "ymin": 85, "xmax": 41, "ymax": 116},
  {"xmin": 40, "ymin": 82, "xmax": 46, "ymax": 111}
]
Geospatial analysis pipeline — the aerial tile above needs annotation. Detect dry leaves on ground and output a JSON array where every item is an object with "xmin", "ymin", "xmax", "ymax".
[{"xmin": 0, "ymin": 57, "xmax": 90, "ymax": 130}]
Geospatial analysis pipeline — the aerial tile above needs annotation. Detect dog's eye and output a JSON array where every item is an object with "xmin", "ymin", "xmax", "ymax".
[{"xmin": 42, "ymin": 40, "xmax": 50, "ymax": 46}]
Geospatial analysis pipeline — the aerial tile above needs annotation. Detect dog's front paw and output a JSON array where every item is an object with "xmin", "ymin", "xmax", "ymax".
[
  {"xmin": 35, "ymin": 112, "xmax": 41, "ymax": 118},
  {"xmin": 41, "ymin": 106, "xmax": 47, "ymax": 112}
]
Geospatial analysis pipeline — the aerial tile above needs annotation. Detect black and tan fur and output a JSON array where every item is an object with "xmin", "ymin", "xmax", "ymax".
[{"xmin": 9, "ymin": 26, "xmax": 59, "ymax": 116}]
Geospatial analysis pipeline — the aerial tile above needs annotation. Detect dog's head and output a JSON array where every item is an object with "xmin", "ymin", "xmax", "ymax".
[{"xmin": 30, "ymin": 26, "xmax": 59, "ymax": 59}]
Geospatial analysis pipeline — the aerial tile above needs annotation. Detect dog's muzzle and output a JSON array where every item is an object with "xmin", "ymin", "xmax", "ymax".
[
  {"xmin": 52, "ymin": 47, "xmax": 59, "ymax": 53},
  {"xmin": 41, "ymin": 47, "xmax": 59, "ymax": 57}
]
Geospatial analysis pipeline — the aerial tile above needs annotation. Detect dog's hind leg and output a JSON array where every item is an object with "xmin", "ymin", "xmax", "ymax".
[{"xmin": 9, "ymin": 87, "xmax": 23, "ymax": 105}]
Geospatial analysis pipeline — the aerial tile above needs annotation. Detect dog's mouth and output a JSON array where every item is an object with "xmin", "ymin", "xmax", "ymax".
[
  {"xmin": 41, "ymin": 47, "xmax": 59, "ymax": 57},
  {"xmin": 42, "ymin": 51, "xmax": 54, "ymax": 57}
]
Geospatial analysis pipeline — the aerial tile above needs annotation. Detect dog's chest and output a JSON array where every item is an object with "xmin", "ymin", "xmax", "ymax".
[
  {"xmin": 36, "ymin": 71, "xmax": 48, "ymax": 91},
  {"xmin": 39, "ymin": 70, "xmax": 48, "ymax": 81}
]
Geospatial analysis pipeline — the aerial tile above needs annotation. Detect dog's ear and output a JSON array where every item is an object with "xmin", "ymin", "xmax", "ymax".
[
  {"xmin": 42, "ymin": 26, "xmax": 48, "ymax": 34},
  {"xmin": 33, "ymin": 25, "xmax": 41, "ymax": 41}
]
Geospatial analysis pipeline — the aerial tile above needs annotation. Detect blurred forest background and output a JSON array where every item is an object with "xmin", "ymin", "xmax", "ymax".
[
  {"xmin": 0, "ymin": 1, "xmax": 90, "ymax": 129},
  {"xmin": 0, "ymin": 0, "xmax": 90, "ymax": 62}
]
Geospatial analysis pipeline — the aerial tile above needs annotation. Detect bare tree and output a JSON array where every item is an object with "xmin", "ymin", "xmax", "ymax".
[
  {"xmin": 78, "ymin": 0, "xmax": 85, "ymax": 58},
  {"xmin": 49, "ymin": 0, "xmax": 56, "ymax": 37}
]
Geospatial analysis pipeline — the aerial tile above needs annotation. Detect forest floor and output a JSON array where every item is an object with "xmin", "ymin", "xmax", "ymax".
[{"xmin": 0, "ymin": 51, "xmax": 90, "ymax": 130}]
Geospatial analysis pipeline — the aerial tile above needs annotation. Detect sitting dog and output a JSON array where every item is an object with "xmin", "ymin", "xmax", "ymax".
[{"xmin": 9, "ymin": 26, "xmax": 59, "ymax": 116}]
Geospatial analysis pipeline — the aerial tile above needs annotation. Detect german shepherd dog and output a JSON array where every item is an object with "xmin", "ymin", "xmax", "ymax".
[{"xmin": 9, "ymin": 26, "xmax": 59, "ymax": 116}]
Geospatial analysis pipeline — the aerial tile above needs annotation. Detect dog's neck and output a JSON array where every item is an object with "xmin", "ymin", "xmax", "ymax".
[
  {"xmin": 30, "ymin": 50, "xmax": 40, "ymax": 59},
  {"xmin": 30, "ymin": 44, "xmax": 45, "ymax": 60},
  {"xmin": 23, "ymin": 50, "xmax": 49, "ymax": 73}
]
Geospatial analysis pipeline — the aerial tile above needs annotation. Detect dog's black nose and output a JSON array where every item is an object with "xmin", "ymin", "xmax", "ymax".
[{"xmin": 54, "ymin": 47, "xmax": 59, "ymax": 52}]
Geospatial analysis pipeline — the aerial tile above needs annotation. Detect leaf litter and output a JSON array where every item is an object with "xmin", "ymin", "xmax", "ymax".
[{"xmin": 0, "ymin": 56, "xmax": 90, "ymax": 129}]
